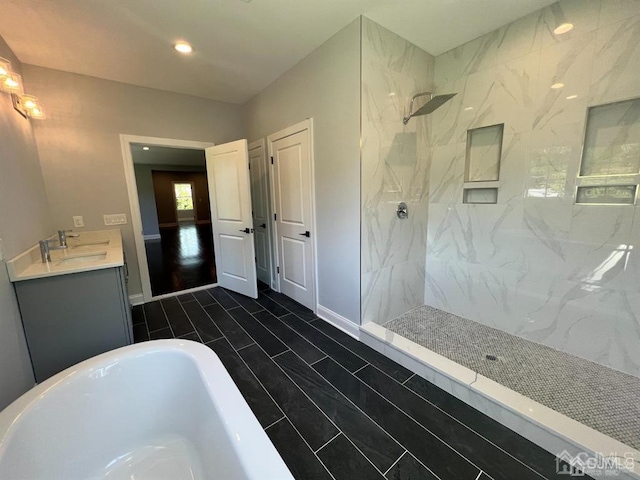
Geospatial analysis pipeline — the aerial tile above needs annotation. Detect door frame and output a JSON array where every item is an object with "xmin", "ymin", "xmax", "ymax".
[
  {"xmin": 248, "ymin": 139, "xmax": 275, "ymax": 288},
  {"xmin": 120, "ymin": 134, "xmax": 215, "ymax": 303},
  {"xmin": 266, "ymin": 118, "xmax": 318, "ymax": 313}
]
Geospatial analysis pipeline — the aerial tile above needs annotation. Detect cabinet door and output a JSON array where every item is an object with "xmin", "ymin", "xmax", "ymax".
[{"xmin": 16, "ymin": 268, "xmax": 131, "ymax": 382}]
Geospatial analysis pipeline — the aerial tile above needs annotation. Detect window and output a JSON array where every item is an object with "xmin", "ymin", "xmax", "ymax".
[{"xmin": 174, "ymin": 183, "xmax": 194, "ymax": 210}]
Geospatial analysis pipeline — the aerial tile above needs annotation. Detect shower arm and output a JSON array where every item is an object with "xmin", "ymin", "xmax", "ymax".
[{"xmin": 403, "ymin": 92, "xmax": 433, "ymax": 125}]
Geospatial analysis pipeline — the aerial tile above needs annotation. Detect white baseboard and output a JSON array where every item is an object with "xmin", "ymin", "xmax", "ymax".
[
  {"xmin": 316, "ymin": 305, "xmax": 360, "ymax": 339},
  {"xmin": 129, "ymin": 294, "xmax": 144, "ymax": 306},
  {"xmin": 143, "ymin": 234, "xmax": 161, "ymax": 241}
]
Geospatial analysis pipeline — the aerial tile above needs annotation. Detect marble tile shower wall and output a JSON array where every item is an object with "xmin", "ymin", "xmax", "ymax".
[
  {"xmin": 360, "ymin": 17, "xmax": 435, "ymax": 325},
  {"xmin": 425, "ymin": 0, "xmax": 640, "ymax": 377}
]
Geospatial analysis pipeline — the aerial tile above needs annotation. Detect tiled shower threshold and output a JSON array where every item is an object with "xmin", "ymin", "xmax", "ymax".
[{"xmin": 359, "ymin": 306, "xmax": 640, "ymax": 480}]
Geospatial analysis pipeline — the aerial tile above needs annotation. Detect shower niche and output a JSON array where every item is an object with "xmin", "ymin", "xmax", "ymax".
[
  {"xmin": 462, "ymin": 123, "xmax": 504, "ymax": 204},
  {"xmin": 575, "ymin": 98, "xmax": 640, "ymax": 206}
]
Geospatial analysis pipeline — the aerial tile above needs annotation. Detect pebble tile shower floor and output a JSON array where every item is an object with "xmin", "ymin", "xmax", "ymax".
[
  {"xmin": 133, "ymin": 286, "xmax": 593, "ymax": 480},
  {"xmin": 384, "ymin": 305, "xmax": 640, "ymax": 451}
]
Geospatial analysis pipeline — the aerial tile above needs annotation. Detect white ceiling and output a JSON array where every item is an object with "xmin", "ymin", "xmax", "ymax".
[
  {"xmin": 0, "ymin": 0, "xmax": 554, "ymax": 104},
  {"xmin": 131, "ymin": 144, "xmax": 205, "ymax": 167}
]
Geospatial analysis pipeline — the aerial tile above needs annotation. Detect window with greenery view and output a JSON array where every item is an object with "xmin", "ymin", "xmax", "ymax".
[{"xmin": 174, "ymin": 183, "xmax": 194, "ymax": 210}]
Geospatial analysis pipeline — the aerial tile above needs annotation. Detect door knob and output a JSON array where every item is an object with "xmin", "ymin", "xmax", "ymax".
[
  {"xmin": 299, "ymin": 231, "xmax": 310, "ymax": 237},
  {"xmin": 260, "ymin": 223, "xmax": 266, "ymax": 228},
  {"xmin": 239, "ymin": 227, "xmax": 253, "ymax": 234}
]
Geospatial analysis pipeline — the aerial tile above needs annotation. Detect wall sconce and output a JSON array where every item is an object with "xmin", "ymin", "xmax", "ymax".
[
  {"xmin": 19, "ymin": 94, "xmax": 46, "ymax": 119},
  {"xmin": 2, "ymin": 71, "xmax": 21, "ymax": 94},
  {"xmin": 0, "ymin": 56, "xmax": 45, "ymax": 120},
  {"xmin": 0, "ymin": 57, "xmax": 11, "ymax": 80}
]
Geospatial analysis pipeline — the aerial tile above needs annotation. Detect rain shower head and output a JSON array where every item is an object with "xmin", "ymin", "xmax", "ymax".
[{"xmin": 402, "ymin": 92, "xmax": 457, "ymax": 124}]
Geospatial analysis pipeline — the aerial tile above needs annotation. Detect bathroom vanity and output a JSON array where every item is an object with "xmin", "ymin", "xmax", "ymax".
[{"xmin": 7, "ymin": 230, "xmax": 133, "ymax": 382}]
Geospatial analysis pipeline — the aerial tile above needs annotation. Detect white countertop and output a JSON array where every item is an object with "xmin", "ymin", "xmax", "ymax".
[{"xmin": 7, "ymin": 229, "xmax": 125, "ymax": 282}]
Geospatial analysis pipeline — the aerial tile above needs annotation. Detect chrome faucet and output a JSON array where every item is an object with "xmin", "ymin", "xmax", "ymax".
[{"xmin": 39, "ymin": 230, "xmax": 70, "ymax": 263}]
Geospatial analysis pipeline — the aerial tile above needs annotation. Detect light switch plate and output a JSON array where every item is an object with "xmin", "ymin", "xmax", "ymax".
[
  {"xmin": 104, "ymin": 214, "xmax": 127, "ymax": 226},
  {"xmin": 73, "ymin": 216, "xmax": 84, "ymax": 228}
]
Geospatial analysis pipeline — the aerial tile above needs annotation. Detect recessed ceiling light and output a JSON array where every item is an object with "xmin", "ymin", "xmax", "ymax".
[
  {"xmin": 551, "ymin": 83, "xmax": 565, "ymax": 89},
  {"xmin": 566, "ymin": 95, "xmax": 578, "ymax": 100},
  {"xmin": 143, "ymin": 146, "xmax": 150, "ymax": 151},
  {"xmin": 553, "ymin": 23, "xmax": 574, "ymax": 35},
  {"xmin": 174, "ymin": 41, "xmax": 193, "ymax": 54}
]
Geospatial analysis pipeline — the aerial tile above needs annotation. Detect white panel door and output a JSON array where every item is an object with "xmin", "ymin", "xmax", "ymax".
[
  {"xmin": 205, "ymin": 140, "xmax": 258, "ymax": 299},
  {"xmin": 270, "ymin": 122, "xmax": 315, "ymax": 309},
  {"xmin": 249, "ymin": 140, "xmax": 272, "ymax": 286}
]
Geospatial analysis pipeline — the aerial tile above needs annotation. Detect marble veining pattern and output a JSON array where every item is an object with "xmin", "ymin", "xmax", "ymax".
[
  {"xmin": 362, "ymin": 2, "xmax": 640, "ymax": 377},
  {"xmin": 425, "ymin": 0, "xmax": 640, "ymax": 377},
  {"xmin": 360, "ymin": 17, "xmax": 434, "ymax": 324}
]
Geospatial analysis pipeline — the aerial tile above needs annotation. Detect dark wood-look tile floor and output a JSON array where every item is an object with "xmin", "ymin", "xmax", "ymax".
[
  {"xmin": 144, "ymin": 222, "xmax": 217, "ymax": 296},
  {"xmin": 132, "ymin": 287, "xmax": 593, "ymax": 480}
]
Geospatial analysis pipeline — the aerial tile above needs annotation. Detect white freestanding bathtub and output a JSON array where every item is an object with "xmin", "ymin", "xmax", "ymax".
[{"xmin": 0, "ymin": 340, "xmax": 293, "ymax": 480}]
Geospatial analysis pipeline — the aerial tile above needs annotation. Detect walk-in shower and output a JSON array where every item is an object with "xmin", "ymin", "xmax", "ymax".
[
  {"xmin": 360, "ymin": 7, "xmax": 640, "ymax": 476},
  {"xmin": 402, "ymin": 92, "xmax": 456, "ymax": 124}
]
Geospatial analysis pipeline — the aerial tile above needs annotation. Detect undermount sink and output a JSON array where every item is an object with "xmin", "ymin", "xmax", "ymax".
[
  {"xmin": 70, "ymin": 240, "xmax": 110, "ymax": 249},
  {"xmin": 57, "ymin": 252, "xmax": 108, "ymax": 265}
]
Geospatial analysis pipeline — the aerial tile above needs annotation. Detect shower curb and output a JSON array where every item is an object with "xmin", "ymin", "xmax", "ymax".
[{"xmin": 359, "ymin": 322, "xmax": 640, "ymax": 480}]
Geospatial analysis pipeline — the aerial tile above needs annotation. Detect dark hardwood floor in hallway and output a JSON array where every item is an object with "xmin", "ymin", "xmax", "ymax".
[{"xmin": 145, "ymin": 222, "xmax": 216, "ymax": 296}]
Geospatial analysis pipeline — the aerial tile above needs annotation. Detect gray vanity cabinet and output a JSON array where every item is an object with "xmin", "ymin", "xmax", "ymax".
[{"xmin": 15, "ymin": 266, "xmax": 133, "ymax": 382}]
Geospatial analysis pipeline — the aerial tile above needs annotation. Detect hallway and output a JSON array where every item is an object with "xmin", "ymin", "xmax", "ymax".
[{"xmin": 145, "ymin": 222, "xmax": 217, "ymax": 296}]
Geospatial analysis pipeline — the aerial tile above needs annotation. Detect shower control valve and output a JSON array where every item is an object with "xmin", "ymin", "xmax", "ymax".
[{"xmin": 397, "ymin": 202, "xmax": 408, "ymax": 220}]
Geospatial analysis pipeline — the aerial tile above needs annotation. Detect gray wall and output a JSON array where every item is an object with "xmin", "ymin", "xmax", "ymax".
[
  {"xmin": 0, "ymin": 35, "xmax": 52, "ymax": 409},
  {"xmin": 244, "ymin": 19, "xmax": 361, "ymax": 324},
  {"xmin": 23, "ymin": 65, "xmax": 245, "ymax": 297},
  {"xmin": 134, "ymin": 164, "xmax": 160, "ymax": 236}
]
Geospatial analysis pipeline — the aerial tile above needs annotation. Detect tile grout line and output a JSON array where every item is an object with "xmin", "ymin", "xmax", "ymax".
[
  {"xmin": 351, "ymin": 363, "xmax": 369, "ymax": 375},
  {"xmin": 234, "ymin": 342, "xmax": 257, "ymax": 352},
  {"xmin": 200, "ymin": 299, "xmax": 339, "ymax": 477},
  {"xmin": 309, "ymin": 355, "xmax": 329, "ymax": 366},
  {"xmin": 401, "ymin": 373, "xmax": 416, "ymax": 385},
  {"xmin": 163, "ymin": 290, "xmax": 525, "ymax": 480},
  {"xmin": 270, "ymin": 349, "xmax": 291, "ymax": 360},
  {"xmin": 313, "ymin": 431, "xmax": 342, "ymax": 454},
  {"xmin": 259, "ymin": 334, "xmax": 412, "ymax": 478},
  {"xmin": 370, "ymin": 363, "xmax": 548, "ymax": 479},
  {"xmin": 148, "ymin": 290, "xmax": 326, "ymax": 476},
  {"xmin": 247, "ymin": 306, "xmax": 426, "ymax": 476},
  {"xmin": 297, "ymin": 311, "xmax": 547, "ymax": 479},
  {"xmin": 251, "ymin": 309, "xmax": 328, "ymax": 364},
  {"xmin": 219, "ymin": 333, "xmax": 338, "ymax": 480},
  {"xmin": 304, "ymin": 314, "xmax": 414, "ymax": 382},
  {"xmin": 166, "ymin": 291, "xmax": 410, "ymax": 480},
  {"xmin": 160, "ymin": 290, "xmax": 521, "ymax": 480},
  {"xmin": 263, "ymin": 416, "xmax": 286, "ymax": 431},
  {"xmin": 221, "ymin": 312, "xmax": 366, "ymax": 479},
  {"xmin": 474, "ymin": 471, "xmax": 484, "ymax": 480},
  {"xmin": 382, "ymin": 450, "xmax": 407, "ymax": 476},
  {"xmin": 313, "ymin": 350, "xmax": 500, "ymax": 480},
  {"xmin": 140, "ymin": 305, "xmax": 151, "ymax": 341},
  {"xmin": 157, "ymin": 300, "xmax": 177, "ymax": 338},
  {"xmin": 176, "ymin": 298, "xmax": 206, "ymax": 344}
]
